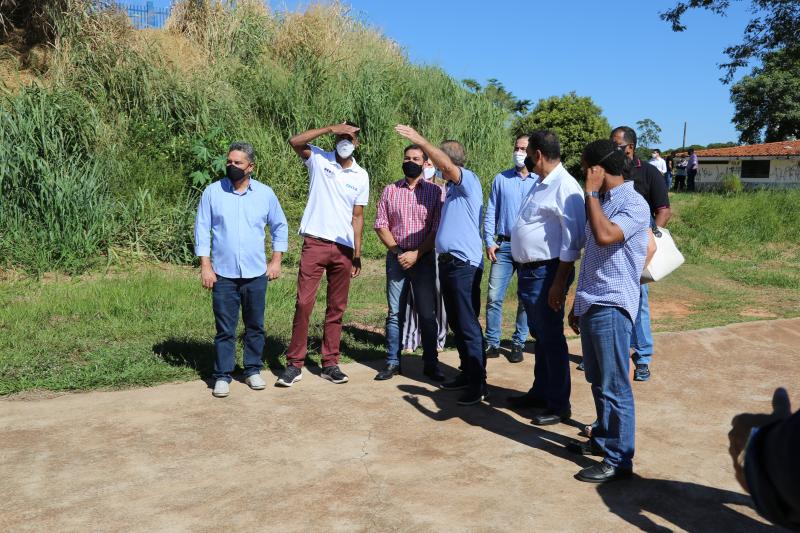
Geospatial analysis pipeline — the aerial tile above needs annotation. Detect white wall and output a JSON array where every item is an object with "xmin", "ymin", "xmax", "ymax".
[{"xmin": 696, "ymin": 158, "xmax": 800, "ymax": 188}]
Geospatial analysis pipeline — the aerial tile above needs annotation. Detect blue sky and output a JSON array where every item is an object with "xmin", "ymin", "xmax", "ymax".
[{"xmin": 149, "ymin": 0, "xmax": 756, "ymax": 148}]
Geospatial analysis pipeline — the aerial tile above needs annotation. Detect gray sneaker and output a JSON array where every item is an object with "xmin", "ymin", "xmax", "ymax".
[{"xmin": 276, "ymin": 366, "xmax": 303, "ymax": 387}]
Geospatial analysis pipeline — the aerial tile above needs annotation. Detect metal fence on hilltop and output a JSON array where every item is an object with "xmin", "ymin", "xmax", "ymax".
[{"xmin": 118, "ymin": 1, "xmax": 171, "ymax": 29}]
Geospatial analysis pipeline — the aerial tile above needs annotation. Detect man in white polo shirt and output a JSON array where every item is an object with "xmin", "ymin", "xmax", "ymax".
[{"xmin": 277, "ymin": 122, "xmax": 369, "ymax": 387}]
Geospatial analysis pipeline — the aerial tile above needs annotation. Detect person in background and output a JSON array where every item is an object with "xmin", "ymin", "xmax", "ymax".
[
  {"xmin": 611, "ymin": 126, "xmax": 672, "ymax": 382},
  {"xmin": 687, "ymin": 148, "xmax": 699, "ymax": 191},
  {"xmin": 567, "ymin": 139, "xmax": 651, "ymax": 483},
  {"xmin": 664, "ymin": 151, "xmax": 674, "ymax": 191},
  {"xmin": 483, "ymin": 134, "xmax": 535, "ymax": 364},
  {"xmin": 674, "ymin": 154, "xmax": 688, "ymax": 191},
  {"xmin": 373, "ymin": 144, "xmax": 445, "ymax": 382},
  {"xmin": 277, "ymin": 122, "xmax": 369, "ymax": 387},
  {"xmin": 648, "ymin": 149, "xmax": 667, "ymax": 176},
  {"xmin": 194, "ymin": 142, "xmax": 288, "ymax": 398},
  {"xmin": 401, "ymin": 158, "xmax": 448, "ymax": 353},
  {"xmin": 395, "ymin": 124, "xmax": 487, "ymax": 406},
  {"xmin": 729, "ymin": 387, "xmax": 800, "ymax": 530},
  {"xmin": 506, "ymin": 130, "xmax": 585, "ymax": 426}
]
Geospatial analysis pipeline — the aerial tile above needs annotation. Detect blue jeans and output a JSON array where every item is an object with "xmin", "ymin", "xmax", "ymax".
[
  {"xmin": 665, "ymin": 171, "xmax": 673, "ymax": 191},
  {"xmin": 580, "ymin": 305, "xmax": 635, "ymax": 469},
  {"xmin": 212, "ymin": 274, "xmax": 267, "ymax": 382},
  {"xmin": 385, "ymin": 251, "xmax": 438, "ymax": 366},
  {"xmin": 517, "ymin": 260, "xmax": 572, "ymax": 411},
  {"xmin": 630, "ymin": 284, "xmax": 653, "ymax": 365},
  {"xmin": 485, "ymin": 241, "xmax": 528, "ymax": 349},
  {"xmin": 439, "ymin": 256, "xmax": 485, "ymax": 394}
]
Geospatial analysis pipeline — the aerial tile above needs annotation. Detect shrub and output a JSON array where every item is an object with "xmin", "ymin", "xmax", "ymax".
[{"xmin": 719, "ymin": 172, "xmax": 743, "ymax": 193}]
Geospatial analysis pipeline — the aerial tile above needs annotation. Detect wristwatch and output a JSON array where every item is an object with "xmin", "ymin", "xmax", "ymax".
[{"xmin": 585, "ymin": 191, "xmax": 600, "ymax": 200}]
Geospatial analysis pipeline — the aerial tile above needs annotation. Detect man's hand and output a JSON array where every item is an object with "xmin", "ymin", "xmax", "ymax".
[
  {"xmin": 267, "ymin": 260, "xmax": 281, "ymax": 280},
  {"xmin": 398, "ymin": 250, "xmax": 419, "ymax": 270},
  {"xmin": 585, "ymin": 165, "xmax": 604, "ymax": 193},
  {"xmin": 568, "ymin": 306, "xmax": 580, "ymax": 335},
  {"xmin": 548, "ymin": 281, "xmax": 566, "ymax": 312},
  {"xmin": 201, "ymin": 265, "xmax": 217, "ymax": 290},
  {"xmin": 728, "ymin": 387, "xmax": 792, "ymax": 493},
  {"xmin": 351, "ymin": 257, "xmax": 362, "ymax": 278},
  {"xmin": 486, "ymin": 245, "xmax": 499, "ymax": 263},
  {"xmin": 330, "ymin": 122, "xmax": 360, "ymax": 137},
  {"xmin": 394, "ymin": 124, "xmax": 426, "ymax": 145}
]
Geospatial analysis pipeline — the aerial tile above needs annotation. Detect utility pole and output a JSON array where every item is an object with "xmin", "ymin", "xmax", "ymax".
[{"xmin": 682, "ymin": 121, "xmax": 687, "ymax": 150}]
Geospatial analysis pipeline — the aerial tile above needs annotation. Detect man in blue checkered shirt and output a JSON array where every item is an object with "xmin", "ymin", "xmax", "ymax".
[{"xmin": 566, "ymin": 139, "xmax": 651, "ymax": 484}]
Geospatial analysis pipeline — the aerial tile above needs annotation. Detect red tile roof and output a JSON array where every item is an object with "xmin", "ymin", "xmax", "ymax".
[{"xmin": 697, "ymin": 140, "xmax": 800, "ymax": 158}]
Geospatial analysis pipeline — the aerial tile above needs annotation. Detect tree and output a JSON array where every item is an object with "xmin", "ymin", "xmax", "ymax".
[
  {"xmin": 661, "ymin": 1, "xmax": 800, "ymax": 82},
  {"xmin": 462, "ymin": 78, "xmax": 531, "ymax": 116},
  {"xmin": 513, "ymin": 92, "xmax": 611, "ymax": 177},
  {"xmin": 636, "ymin": 118, "xmax": 662, "ymax": 148},
  {"xmin": 730, "ymin": 47, "xmax": 800, "ymax": 143}
]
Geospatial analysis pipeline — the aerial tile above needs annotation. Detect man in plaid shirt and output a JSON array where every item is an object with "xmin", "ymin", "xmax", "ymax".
[{"xmin": 374, "ymin": 144, "xmax": 445, "ymax": 381}]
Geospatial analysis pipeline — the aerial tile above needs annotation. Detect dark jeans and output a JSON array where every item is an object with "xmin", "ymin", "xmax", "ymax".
[
  {"xmin": 687, "ymin": 169, "xmax": 697, "ymax": 191},
  {"xmin": 674, "ymin": 175, "xmax": 686, "ymax": 191},
  {"xmin": 385, "ymin": 251, "xmax": 438, "ymax": 366},
  {"xmin": 439, "ymin": 256, "xmax": 485, "ymax": 394},
  {"xmin": 580, "ymin": 305, "xmax": 635, "ymax": 469},
  {"xmin": 212, "ymin": 274, "xmax": 267, "ymax": 382},
  {"xmin": 517, "ymin": 260, "xmax": 573, "ymax": 411}
]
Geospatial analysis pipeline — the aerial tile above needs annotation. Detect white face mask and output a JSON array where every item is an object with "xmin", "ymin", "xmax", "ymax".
[
  {"xmin": 513, "ymin": 151, "xmax": 527, "ymax": 168},
  {"xmin": 423, "ymin": 167, "xmax": 435, "ymax": 180},
  {"xmin": 336, "ymin": 139, "xmax": 355, "ymax": 159}
]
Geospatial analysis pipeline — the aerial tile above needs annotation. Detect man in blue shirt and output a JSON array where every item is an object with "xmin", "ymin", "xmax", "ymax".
[
  {"xmin": 194, "ymin": 142, "xmax": 289, "ymax": 398},
  {"xmin": 567, "ymin": 139, "xmax": 650, "ymax": 483},
  {"xmin": 395, "ymin": 125, "xmax": 487, "ymax": 406},
  {"xmin": 483, "ymin": 134, "xmax": 535, "ymax": 363}
]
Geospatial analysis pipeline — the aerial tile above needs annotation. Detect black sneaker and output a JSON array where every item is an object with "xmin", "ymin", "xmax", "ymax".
[
  {"xmin": 276, "ymin": 366, "xmax": 302, "ymax": 387},
  {"xmin": 485, "ymin": 346, "xmax": 500, "ymax": 358},
  {"xmin": 457, "ymin": 388, "xmax": 488, "ymax": 406},
  {"xmin": 440, "ymin": 372, "xmax": 469, "ymax": 390},
  {"xmin": 506, "ymin": 344, "xmax": 524, "ymax": 363},
  {"xmin": 634, "ymin": 363, "xmax": 650, "ymax": 381},
  {"xmin": 321, "ymin": 365, "xmax": 349, "ymax": 384}
]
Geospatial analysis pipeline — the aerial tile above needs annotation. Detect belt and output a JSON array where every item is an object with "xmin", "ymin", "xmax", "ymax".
[
  {"xmin": 304, "ymin": 234, "xmax": 335, "ymax": 244},
  {"xmin": 495, "ymin": 235, "xmax": 511, "ymax": 243},
  {"xmin": 438, "ymin": 252, "xmax": 467, "ymax": 265},
  {"xmin": 518, "ymin": 257, "xmax": 559, "ymax": 269}
]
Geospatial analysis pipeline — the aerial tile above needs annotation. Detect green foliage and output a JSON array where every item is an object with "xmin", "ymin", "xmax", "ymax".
[
  {"xmin": 636, "ymin": 118, "xmax": 662, "ymax": 148},
  {"xmin": 462, "ymin": 78, "xmax": 531, "ymax": 116},
  {"xmin": 0, "ymin": 1, "xmax": 510, "ymax": 273},
  {"xmin": 719, "ymin": 173, "xmax": 744, "ymax": 193},
  {"xmin": 731, "ymin": 47, "xmax": 800, "ymax": 143},
  {"xmin": 513, "ymin": 92, "xmax": 611, "ymax": 176}
]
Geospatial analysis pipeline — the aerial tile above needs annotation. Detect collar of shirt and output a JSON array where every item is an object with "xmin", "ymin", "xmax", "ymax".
[
  {"xmin": 221, "ymin": 177, "xmax": 254, "ymax": 195},
  {"xmin": 332, "ymin": 155, "xmax": 363, "ymax": 174},
  {"xmin": 537, "ymin": 162, "xmax": 566, "ymax": 185},
  {"xmin": 514, "ymin": 168, "xmax": 531, "ymax": 180}
]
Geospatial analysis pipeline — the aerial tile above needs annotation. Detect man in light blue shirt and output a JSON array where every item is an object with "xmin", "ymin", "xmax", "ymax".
[
  {"xmin": 483, "ymin": 134, "xmax": 536, "ymax": 363},
  {"xmin": 396, "ymin": 125, "xmax": 487, "ymax": 406},
  {"xmin": 194, "ymin": 142, "xmax": 288, "ymax": 398}
]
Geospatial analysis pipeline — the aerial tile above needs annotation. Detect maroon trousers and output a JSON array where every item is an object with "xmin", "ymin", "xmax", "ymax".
[{"xmin": 286, "ymin": 236, "xmax": 353, "ymax": 368}]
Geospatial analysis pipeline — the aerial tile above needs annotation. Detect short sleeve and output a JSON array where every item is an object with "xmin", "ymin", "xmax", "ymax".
[
  {"xmin": 355, "ymin": 175, "xmax": 369, "ymax": 206},
  {"xmin": 648, "ymin": 167, "xmax": 670, "ymax": 210},
  {"xmin": 611, "ymin": 200, "xmax": 650, "ymax": 242},
  {"xmin": 304, "ymin": 144, "xmax": 327, "ymax": 170}
]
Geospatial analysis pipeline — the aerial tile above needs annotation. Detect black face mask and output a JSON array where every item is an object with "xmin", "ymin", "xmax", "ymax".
[
  {"xmin": 621, "ymin": 156, "xmax": 633, "ymax": 181},
  {"xmin": 524, "ymin": 155, "xmax": 535, "ymax": 173},
  {"xmin": 226, "ymin": 164, "xmax": 246, "ymax": 182},
  {"xmin": 402, "ymin": 161, "xmax": 423, "ymax": 178}
]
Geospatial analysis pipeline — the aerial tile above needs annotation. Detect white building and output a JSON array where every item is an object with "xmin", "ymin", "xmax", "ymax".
[{"xmin": 694, "ymin": 140, "xmax": 800, "ymax": 189}]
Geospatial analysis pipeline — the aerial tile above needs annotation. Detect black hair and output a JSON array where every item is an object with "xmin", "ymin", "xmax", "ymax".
[
  {"xmin": 688, "ymin": 148, "xmax": 695, "ymax": 155},
  {"xmin": 515, "ymin": 133, "xmax": 530, "ymax": 142},
  {"xmin": 440, "ymin": 140, "xmax": 466, "ymax": 167},
  {"xmin": 527, "ymin": 130, "xmax": 560, "ymax": 160},
  {"xmin": 583, "ymin": 139, "xmax": 625, "ymax": 175},
  {"xmin": 228, "ymin": 141, "xmax": 256, "ymax": 163},
  {"xmin": 652, "ymin": 148, "xmax": 661, "ymax": 155},
  {"xmin": 611, "ymin": 126, "xmax": 637, "ymax": 149},
  {"xmin": 404, "ymin": 144, "xmax": 428, "ymax": 160}
]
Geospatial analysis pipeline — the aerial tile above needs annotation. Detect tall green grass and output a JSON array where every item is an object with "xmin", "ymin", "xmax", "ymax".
[{"xmin": 0, "ymin": 1, "xmax": 509, "ymax": 273}]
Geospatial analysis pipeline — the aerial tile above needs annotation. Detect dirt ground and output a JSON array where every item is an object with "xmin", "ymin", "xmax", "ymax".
[{"xmin": 2, "ymin": 318, "xmax": 798, "ymax": 532}]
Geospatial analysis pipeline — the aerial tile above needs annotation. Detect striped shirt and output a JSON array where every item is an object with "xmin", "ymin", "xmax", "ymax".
[
  {"xmin": 574, "ymin": 181, "xmax": 650, "ymax": 322},
  {"xmin": 374, "ymin": 178, "xmax": 443, "ymax": 250}
]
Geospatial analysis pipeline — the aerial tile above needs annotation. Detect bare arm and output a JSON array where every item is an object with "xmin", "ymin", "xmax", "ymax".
[
  {"xmin": 654, "ymin": 207, "xmax": 672, "ymax": 227},
  {"xmin": 547, "ymin": 261, "xmax": 575, "ymax": 311},
  {"xmin": 394, "ymin": 125, "xmax": 461, "ymax": 183},
  {"xmin": 375, "ymin": 227, "xmax": 400, "ymax": 253},
  {"xmin": 585, "ymin": 167, "xmax": 624, "ymax": 246},
  {"xmin": 199, "ymin": 256, "xmax": 217, "ymax": 290},
  {"xmin": 351, "ymin": 205, "xmax": 364, "ymax": 278},
  {"xmin": 289, "ymin": 123, "xmax": 360, "ymax": 160}
]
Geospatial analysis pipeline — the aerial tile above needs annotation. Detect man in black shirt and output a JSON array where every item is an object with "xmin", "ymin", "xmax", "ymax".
[
  {"xmin": 664, "ymin": 152, "xmax": 674, "ymax": 191},
  {"xmin": 610, "ymin": 126, "xmax": 672, "ymax": 382}
]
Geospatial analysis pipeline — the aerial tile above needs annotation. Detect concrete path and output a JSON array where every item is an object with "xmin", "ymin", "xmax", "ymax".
[{"xmin": 2, "ymin": 318, "xmax": 799, "ymax": 532}]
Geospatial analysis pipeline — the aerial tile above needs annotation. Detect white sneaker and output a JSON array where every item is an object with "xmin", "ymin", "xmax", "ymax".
[
  {"xmin": 212, "ymin": 380, "xmax": 230, "ymax": 398},
  {"xmin": 245, "ymin": 373, "xmax": 266, "ymax": 390}
]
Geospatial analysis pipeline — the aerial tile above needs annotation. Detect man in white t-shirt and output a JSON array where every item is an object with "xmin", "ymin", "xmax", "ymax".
[
  {"xmin": 276, "ymin": 122, "xmax": 370, "ymax": 387},
  {"xmin": 649, "ymin": 149, "xmax": 667, "ymax": 175}
]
